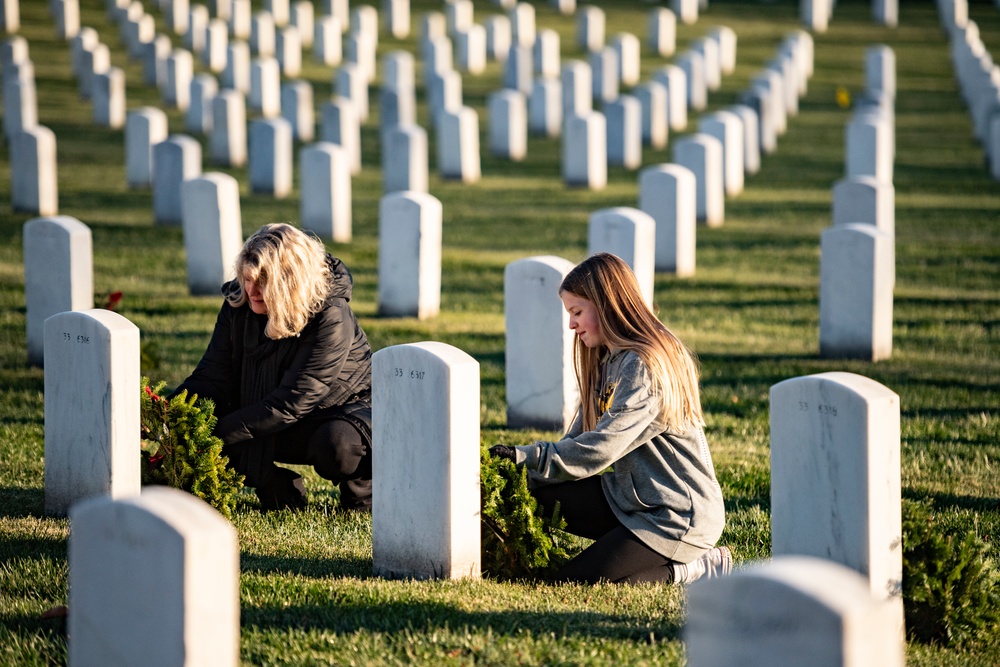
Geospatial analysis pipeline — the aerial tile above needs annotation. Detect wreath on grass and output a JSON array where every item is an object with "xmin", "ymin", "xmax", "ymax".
[
  {"xmin": 140, "ymin": 378, "xmax": 244, "ymax": 519},
  {"xmin": 480, "ymin": 445, "xmax": 572, "ymax": 580}
]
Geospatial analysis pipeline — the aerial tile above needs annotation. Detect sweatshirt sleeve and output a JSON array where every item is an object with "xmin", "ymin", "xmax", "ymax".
[
  {"xmin": 213, "ymin": 300, "xmax": 354, "ymax": 445},
  {"xmin": 515, "ymin": 353, "xmax": 664, "ymax": 480}
]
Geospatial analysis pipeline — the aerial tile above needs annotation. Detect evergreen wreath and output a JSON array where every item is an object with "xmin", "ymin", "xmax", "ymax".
[
  {"xmin": 480, "ymin": 445, "xmax": 572, "ymax": 580},
  {"xmin": 140, "ymin": 378, "xmax": 244, "ymax": 519},
  {"xmin": 902, "ymin": 498, "xmax": 1000, "ymax": 647}
]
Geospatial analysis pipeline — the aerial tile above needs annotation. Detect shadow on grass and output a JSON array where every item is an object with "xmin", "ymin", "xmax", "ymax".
[
  {"xmin": 903, "ymin": 489, "xmax": 1000, "ymax": 515},
  {"xmin": 241, "ymin": 597, "xmax": 682, "ymax": 642},
  {"xmin": 242, "ymin": 553, "xmax": 372, "ymax": 580},
  {"xmin": 0, "ymin": 488, "xmax": 46, "ymax": 520}
]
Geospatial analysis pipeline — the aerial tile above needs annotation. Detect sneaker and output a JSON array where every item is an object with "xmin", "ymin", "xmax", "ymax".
[{"xmin": 673, "ymin": 546, "xmax": 733, "ymax": 584}]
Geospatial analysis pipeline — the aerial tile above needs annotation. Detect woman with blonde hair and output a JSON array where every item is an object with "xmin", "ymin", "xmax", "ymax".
[
  {"xmin": 175, "ymin": 223, "xmax": 373, "ymax": 511},
  {"xmin": 491, "ymin": 252, "xmax": 729, "ymax": 583}
]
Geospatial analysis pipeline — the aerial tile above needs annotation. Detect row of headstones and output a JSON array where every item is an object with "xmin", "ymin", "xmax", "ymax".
[
  {"xmin": 801, "ymin": 0, "xmax": 898, "ymax": 33},
  {"xmin": 821, "ymin": 44, "xmax": 896, "ymax": 362},
  {"xmin": 47, "ymin": 308, "xmax": 902, "ymax": 662},
  {"xmin": 940, "ymin": 0, "xmax": 1000, "ymax": 181},
  {"xmin": 1, "ymin": 1, "xmax": 719, "ymax": 222}
]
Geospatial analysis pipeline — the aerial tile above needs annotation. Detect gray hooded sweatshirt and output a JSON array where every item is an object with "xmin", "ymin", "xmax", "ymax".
[{"xmin": 515, "ymin": 349, "xmax": 725, "ymax": 564}]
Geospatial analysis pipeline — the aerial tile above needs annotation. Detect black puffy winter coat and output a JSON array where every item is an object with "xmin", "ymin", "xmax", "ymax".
[{"xmin": 175, "ymin": 254, "xmax": 372, "ymax": 447}]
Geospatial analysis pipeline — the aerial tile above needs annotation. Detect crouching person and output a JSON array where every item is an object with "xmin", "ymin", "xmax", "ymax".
[{"xmin": 174, "ymin": 223, "xmax": 373, "ymax": 511}]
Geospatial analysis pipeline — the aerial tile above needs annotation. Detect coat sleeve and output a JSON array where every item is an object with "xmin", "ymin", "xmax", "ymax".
[
  {"xmin": 213, "ymin": 300, "xmax": 354, "ymax": 445},
  {"xmin": 172, "ymin": 304, "xmax": 237, "ymax": 415},
  {"xmin": 515, "ymin": 354, "xmax": 664, "ymax": 480}
]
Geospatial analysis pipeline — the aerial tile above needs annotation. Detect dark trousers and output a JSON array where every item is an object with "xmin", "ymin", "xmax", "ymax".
[
  {"xmin": 224, "ymin": 409, "xmax": 372, "ymax": 510},
  {"xmin": 532, "ymin": 476, "xmax": 676, "ymax": 584}
]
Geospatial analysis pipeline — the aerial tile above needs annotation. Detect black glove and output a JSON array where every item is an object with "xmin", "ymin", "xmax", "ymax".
[{"xmin": 488, "ymin": 444, "xmax": 517, "ymax": 462}]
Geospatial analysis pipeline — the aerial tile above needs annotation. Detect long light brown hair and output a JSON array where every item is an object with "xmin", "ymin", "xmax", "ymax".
[
  {"xmin": 560, "ymin": 252, "xmax": 704, "ymax": 433},
  {"xmin": 228, "ymin": 223, "xmax": 331, "ymax": 339}
]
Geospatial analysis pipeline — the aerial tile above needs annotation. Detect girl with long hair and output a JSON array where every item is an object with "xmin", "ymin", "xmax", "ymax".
[
  {"xmin": 175, "ymin": 223, "xmax": 373, "ymax": 511},
  {"xmin": 491, "ymin": 252, "xmax": 729, "ymax": 584}
]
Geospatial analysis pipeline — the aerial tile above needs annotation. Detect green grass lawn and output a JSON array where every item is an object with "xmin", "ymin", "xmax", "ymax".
[{"xmin": 2, "ymin": 0, "xmax": 999, "ymax": 664}]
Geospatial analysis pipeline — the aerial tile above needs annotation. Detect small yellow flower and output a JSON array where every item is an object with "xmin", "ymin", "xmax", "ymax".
[{"xmin": 836, "ymin": 86, "xmax": 851, "ymax": 108}]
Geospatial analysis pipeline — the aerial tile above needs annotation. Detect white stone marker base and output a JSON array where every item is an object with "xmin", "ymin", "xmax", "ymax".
[
  {"xmin": 69, "ymin": 487, "xmax": 239, "ymax": 667},
  {"xmin": 372, "ymin": 342, "xmax": 481, "ymax": 580},
  {"xmin": 44, "ymin": 309, "xmax": 140, "ymax": 516}
]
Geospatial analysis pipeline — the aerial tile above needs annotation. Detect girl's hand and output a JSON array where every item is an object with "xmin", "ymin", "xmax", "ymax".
[{"xmin": 488, "ymin": 444, "xmax": 517, "ymax": 462}]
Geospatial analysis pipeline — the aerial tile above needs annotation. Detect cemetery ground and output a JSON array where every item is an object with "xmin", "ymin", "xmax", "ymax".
[{"xmin": 1, "ymin": 0, "xmax": 999, "ymax": 664}]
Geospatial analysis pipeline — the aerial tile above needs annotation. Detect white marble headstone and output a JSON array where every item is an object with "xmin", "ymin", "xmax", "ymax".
[
  {"xmin": 504, "ymin": 256, "xmax": 579, "ymax": 431},
  {"xmin": 819, "ymin": 224, "xmax": 894, "ymax": 360},
  {"xmin": 210, "ymin": 89, "xmax": 248, "ymax": 167},
  {"xmin": 248, "ymin": 117, "xmax": 293, "ymax": 197},
  {"xmin": 153, "ymin": 134, "xmax": 202, "ymax": 226},
  {"xmin": 528, "ymin": 77, "xmax": 561, "ymax": 138},
  {"xmin": 384, "ymin": 0, "xmax": 409, "ymax": 39},
  {"xmin": 23, "ymin": 216, "xmax": 93, "ymax": 367},
  {"xmin": 372, "ymin": 342, "xmax": 480, "ymax": 580},
  {"xmin": 300, "ymin": 142, "xmax": 352, "ymax": 243},
  {"xmin": 280, "ymin": 79, "xmax": 314, "ymax": 141},
  {"xmin": 770, "ymin": 372, "xmax": 903, "ymax": 631},
  {"xmin": 563, "ymin": 112, "xmax": 606, "ymax": 190},
  {"xmin": 831, "ymin": 176, "xmax": 894, "ymax": 236},
  {"xmin": 186, "ymin": 74, "xmax": 218, "ymax": 135},
  {"xmin": 382, "ymin": 124, "xmax": 428, "ymax": 194},
  {"xmin": 587, "ymin": 207, "xmax": 656, "ymax": 307},
  {"xmin": 43, "ymin": 309, "xmax": 140, "ymax": 516},
  {"xmin": 685, "ymin": 556, "xmax": 904, "ymax": 667},
  {"xmin": 181, "ymin": 172, "xmax": 243, "ymax": 295},
  {"xmin": 727, "ymin": 104, "xmax": 760, "ymax": 176},
  {"xmin": 589, "ymin": 46, "xmax": 618, "ymax": 104},
  {"xmin": 314, "ymin": 15, "xmax": 343, "ymax": 66},
  {"xmin": 634, "ymin": 80, "xmax": 668, "ymax": 149},
  {"xmin": 639, "ymin": 164, "xmax": 696, "ymax": 276},
  {"xmin": 533, "ymin": 28, "xmax": 560, "ymax": 79},
  {"xmin": 576, "ymin": 5, "xmax": 604, "ymax": 53},
  {"xmin": 93, "ymin": 67, "xmax": 125, "ymax": 129},
  {"xmin": 250, "ymin": 56, "xmax": 281, "ymax": 118},
  {"xmin": 485, "ymin": 14, "xmax": 511, "ymax": 63},
  {"xmin": 455, "ymin": 25, "xmax": 486, "ymax": 74},
  {"xmin": 673, "ymin": 133, "xmax": 724, "ymax": 227},
  {"xmin": 222, "ymin": 42, "xmax": 251, "ymax": 93},
  {"xmin": 164, "ymin": 49, "xmax": 193, "ymax": 111},
  {"xmin": 698, "ymin": 110, "xmax": 744, "ymax": 197},
  {"xmin": 652, "ymin": 65, "xmax": 687, "ymax": 131},
  {"xmin": 437, "ymin": 105, "xmax": 481, "ymax": 183},
  {"xmin": 606, "ymin": 94, "xmax": 642, "ymax": 170},
  {"xmin": 648, "ymin": 8, "xmax": 676, "ymax": 57},
  {"xmin": 126, "ymin": 107, "xmax": 169, "ymax": 189},
  {"xmin": 560, "ymin": 60, "xmax": 592, "ymax": 118},
  {"xmin": 69, "ymin": 487, "xmax": 239, "ymax": 666},
  {"xmin": 12, "ymin": 126, "xmax": 58, "ymax": 216},
  {"xmin": 488, "ymin": 89, "xmax": 527, "ymax": 161},
  {"xmin": 320, "ymin": 96, "xmax": 361, "ymax": 175},
  {"xmin": 377, "ymin": 191, "xmax": 443, "ymax": 319}
]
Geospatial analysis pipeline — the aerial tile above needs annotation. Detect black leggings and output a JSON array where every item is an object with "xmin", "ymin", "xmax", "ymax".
[
  {"xmin": 224, "ymin": 412, "xmax": 372, "ymax": 509},
  {"xmin": 532, "ymin": 476, "xmax": 676, "ymax": 584}
]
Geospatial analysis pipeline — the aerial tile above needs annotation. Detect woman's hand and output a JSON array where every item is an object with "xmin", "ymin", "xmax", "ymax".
[{"xmin": 488, "ymin": 444, "xmax": 517, "ymax": 462}]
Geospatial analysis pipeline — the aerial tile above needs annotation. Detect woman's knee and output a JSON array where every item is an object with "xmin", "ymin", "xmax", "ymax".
[{"xmin": 307, "ymin": 418, "xmax": 370, "ymax": 482}]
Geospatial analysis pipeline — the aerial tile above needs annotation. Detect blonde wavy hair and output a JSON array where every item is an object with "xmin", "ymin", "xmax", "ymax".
[
  {"xmin": 228, "ymin": 223, "xmax": 331, "ymax": 339},
  {"xmin": 560, "ymin": 253, "xmax": 704, "ymax": 433}
]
